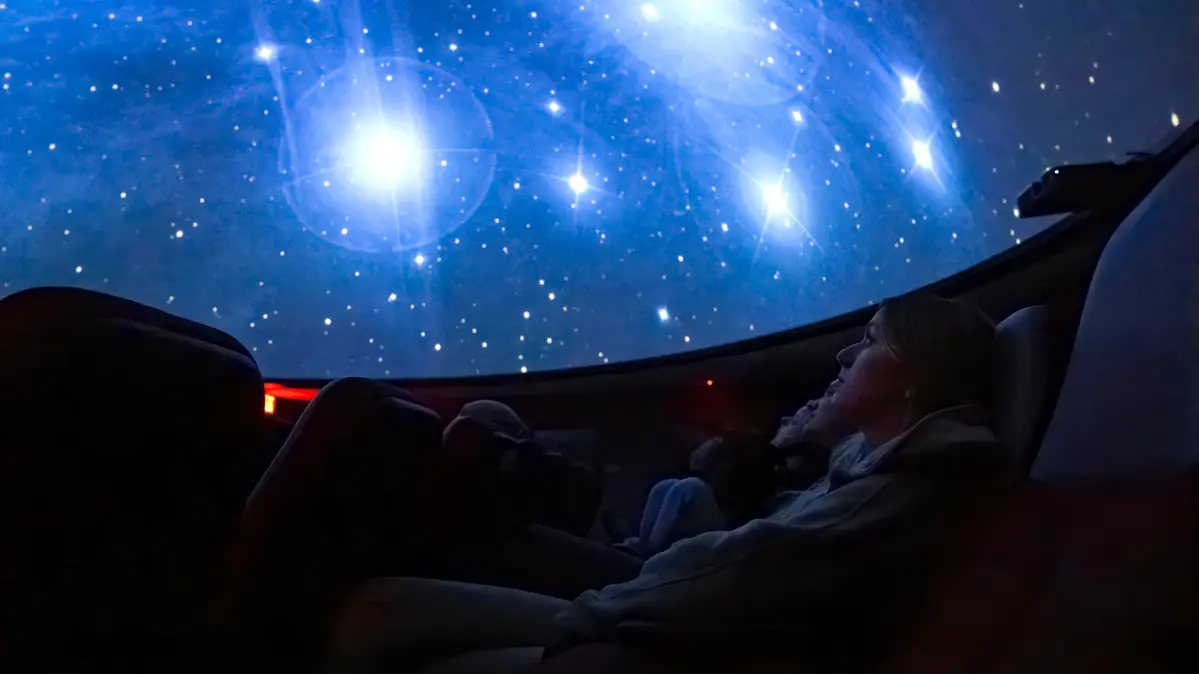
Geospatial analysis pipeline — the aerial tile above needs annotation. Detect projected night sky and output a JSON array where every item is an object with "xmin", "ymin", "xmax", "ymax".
[{"xmin": 1, "ymin": 1, "xmax": 1193, "ymax": 377}]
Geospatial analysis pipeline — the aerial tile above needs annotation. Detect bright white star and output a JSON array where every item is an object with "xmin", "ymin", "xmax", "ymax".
[
  {"xmin": 641, "ymin": 4, "xmax": 659, "ymax": 20},
  {"xmin": 657, "ymin": 307, "xmax": 670, "ymax": 322},
  {"xmin": 255, "ymin": 44, "xmax": 277, "ymax": 62},
  {"xmin": 762, "ymin": 183, "xmax": 788, "ymax": 214},
  {"xmin": 912, "ymin": 139, "xmax": 934, "ymax": 171},
  {"xmin": 547, "ymin": 99, "xmax": 562, "ymax": 114},
  {"xmin": 900, "ymin": 76, "xmax": 923, "ymax": 104},
  {"xmin": 350, "ymin": 126, "xmax": 423, "ymax": 191},
  {"xmin": 568, "ymin": 173, "xmax": 589, "ymax": 195}
]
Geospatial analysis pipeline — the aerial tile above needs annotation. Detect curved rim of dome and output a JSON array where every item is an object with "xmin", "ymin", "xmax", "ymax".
[{"xmin": 274, "ymin": 207, "xmax": 1086, "ymax": 388}]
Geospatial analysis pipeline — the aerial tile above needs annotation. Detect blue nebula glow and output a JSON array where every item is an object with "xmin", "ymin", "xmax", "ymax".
[
  {"xmin": 0, "ymin": 0, "xmax": 1192, "ymax": 377},
  {"xmin": 279, "ymin": 58, "xmax": 495, "ymax": 254}
]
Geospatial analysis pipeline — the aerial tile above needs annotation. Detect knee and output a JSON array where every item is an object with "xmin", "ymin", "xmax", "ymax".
[
  {"xmin": 648, "ymin": 478, "xmax": 681, "ymax": 501},
  {"xmin": 647, "ymin": 474, "xmax": 685, "ymax": 506},
  {"xmin": 671, "ymin": 476, "xmax": 712, "ymax": 501},
  {"xmin": 659, "ymin": 477, "xmax": 714, "ymax": 510},
  {"xmin": 284, "ymin": 378, "xmax": 437, "ymax": 463}
]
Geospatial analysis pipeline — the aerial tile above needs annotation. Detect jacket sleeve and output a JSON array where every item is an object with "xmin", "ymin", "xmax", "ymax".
[{"xmin": 555, "ymin": 474, "xmax": 943, "ymax": 642}]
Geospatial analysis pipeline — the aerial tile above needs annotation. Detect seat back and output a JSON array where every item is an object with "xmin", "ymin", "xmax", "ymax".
[
  {"xmin": 990, "ymin": 302, "xmax": 1079, "ymax": 475},
  {"xmin": 0, "ymin": 288, "xmax": 264, "ymax": 660},
  {"xmin": 886, "ymin": 135, "xmax": 1199, "ymax": 674}
]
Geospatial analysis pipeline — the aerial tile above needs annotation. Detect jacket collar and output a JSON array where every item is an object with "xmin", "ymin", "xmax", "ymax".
[{"xmin": 829, "ymin": 405, "xmax": 1000, "ymax": 486}]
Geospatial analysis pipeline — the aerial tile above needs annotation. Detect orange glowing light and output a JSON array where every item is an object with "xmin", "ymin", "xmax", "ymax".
[
  {"xmin": 706, "ymin": 379, "xmax": 714, "ymax": 386},
  {"xmin": 263, "ymin": 383, "xmax": 319, "ymax": 401},
  {"xmin": 264, "ymin": 394, "xmax": 277, "ymax": 415}
]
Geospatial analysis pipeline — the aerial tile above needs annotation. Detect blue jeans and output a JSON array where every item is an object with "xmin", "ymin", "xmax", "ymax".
[{"xmin": 636, "ymin": 477, "xmax": 727, "ymax": 556}]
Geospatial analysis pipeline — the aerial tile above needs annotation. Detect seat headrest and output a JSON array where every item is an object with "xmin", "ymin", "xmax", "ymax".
[
  {"xmin": 1033, "ymin": 146, "xmax": 1199, "ymax": 481},
  {"xmin": 991, "ymin": 305, "xmax": 1057, "ymax": 473}
]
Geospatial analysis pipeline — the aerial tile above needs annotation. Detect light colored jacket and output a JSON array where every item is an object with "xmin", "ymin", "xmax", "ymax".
[{"xmin": 555, "ymin": 406, "xmax": 1008, "ymax": 657}]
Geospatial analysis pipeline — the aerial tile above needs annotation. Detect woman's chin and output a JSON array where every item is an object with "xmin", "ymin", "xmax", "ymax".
[
  {"xmin": 825, "ymin": 394, "xmax": 858, "ymax": 426},
  {"xmin": 827, "ymin": 389, "xmax": 847, "ymax": 411}
]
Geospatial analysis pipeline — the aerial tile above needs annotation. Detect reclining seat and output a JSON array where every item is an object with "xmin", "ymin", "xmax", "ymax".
[
  {"xmin": 224, "ymin": 377, "xmax": 443, "ymax": 668},
  {"xmin": 0, "ymin": 287, "xmax": 265, "ymax": 666},
  {"xmin": 990, "ymin": 301, "xmax": 1080, "ymax": 476},
  {"xmin": 882, "ymin": 133, "xmax": 1199, "ymax": 674}
]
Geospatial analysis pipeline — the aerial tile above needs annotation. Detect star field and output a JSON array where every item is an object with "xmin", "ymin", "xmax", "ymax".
[{"xmin": 0, "ymin": 1, "xmax": 1193, "ymax": 377}]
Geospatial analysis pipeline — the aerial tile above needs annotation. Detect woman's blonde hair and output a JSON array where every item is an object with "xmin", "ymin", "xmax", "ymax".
[{"xmin": 876, "ymin": 294, "xmax": 996, "ymax": 416}]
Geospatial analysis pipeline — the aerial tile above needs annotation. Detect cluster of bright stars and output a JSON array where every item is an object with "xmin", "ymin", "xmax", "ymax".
[
  {"xmin": 239, "ymin": 15, "xmax": 1189, "ymax": 351},
  {"xmin": 250, "ymin": 28, "xmax": 1189, "ymax": 239}
]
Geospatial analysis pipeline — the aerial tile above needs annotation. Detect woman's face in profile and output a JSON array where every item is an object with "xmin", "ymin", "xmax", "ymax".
[{"xmin": 829, "ymin": 311, "xmax": 911, "ymax": 426}]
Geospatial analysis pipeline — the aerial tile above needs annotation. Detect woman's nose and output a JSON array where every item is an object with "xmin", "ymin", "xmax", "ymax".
[{"xmin": 836, "ymin": 344, "xmax": 855, "ymax": 368}]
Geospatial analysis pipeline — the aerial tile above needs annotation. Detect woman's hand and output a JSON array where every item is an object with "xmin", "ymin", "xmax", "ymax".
[
  {"xmin": 771, "ymin": 399, "xmax": 821, "ymax": 447},
  {"xmin": 773, "ymin": 390, "xmax": 853, "ymax": 450}
]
